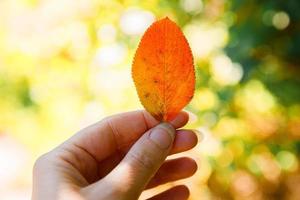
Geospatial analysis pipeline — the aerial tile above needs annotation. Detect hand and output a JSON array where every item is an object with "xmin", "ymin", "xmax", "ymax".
[{"xmin": 32, "ymin": 110, "xmax": 198, "ymax": 200}]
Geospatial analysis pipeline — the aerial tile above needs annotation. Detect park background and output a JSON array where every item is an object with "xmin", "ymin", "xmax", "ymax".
[{"xmin": 0, "ymin": 0, "xmax": 300, "ymax": 199}]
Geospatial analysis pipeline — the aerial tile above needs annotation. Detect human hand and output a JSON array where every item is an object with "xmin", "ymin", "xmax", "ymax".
[{"xmin": 32, "ymin": 110, "xmax": 198, "ymax": 200}]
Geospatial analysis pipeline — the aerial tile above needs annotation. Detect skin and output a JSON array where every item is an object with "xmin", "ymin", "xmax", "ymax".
[{"xmin": 32, "ymin": 110, "xmax": 199, "ymax": 200}]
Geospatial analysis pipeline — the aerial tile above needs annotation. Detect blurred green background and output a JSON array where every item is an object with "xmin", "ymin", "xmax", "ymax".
[{"xmin": 0, "ymin": 0, "xmax": 299, "ymax": 199}]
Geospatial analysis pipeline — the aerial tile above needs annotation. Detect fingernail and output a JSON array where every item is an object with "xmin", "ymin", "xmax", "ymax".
[
  {"xmin": 149, "ymin": 123, "xmax": 175, "ymax": 149},
  {"xmin": 192, "ymin": 129, "xmax": 204, "ymax": 142}
]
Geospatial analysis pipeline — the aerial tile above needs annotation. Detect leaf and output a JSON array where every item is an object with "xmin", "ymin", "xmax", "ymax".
[{"xmin": 132, "ymin": 17, "xmax": 195, "ymax": 122}]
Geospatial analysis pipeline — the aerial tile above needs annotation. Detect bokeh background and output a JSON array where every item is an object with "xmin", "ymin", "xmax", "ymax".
[{"xmin": 0, "ymin": 0, "xmax": 300, "ymax": 199}]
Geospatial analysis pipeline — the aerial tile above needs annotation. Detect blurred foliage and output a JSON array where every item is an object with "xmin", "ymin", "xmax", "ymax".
[{"xmin": 0, "ymin": 0, "xmax": 299, "ymax": 199}]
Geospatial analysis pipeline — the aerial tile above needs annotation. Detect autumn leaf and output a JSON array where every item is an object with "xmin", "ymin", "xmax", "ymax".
[{"xmin": 132, "ymin": 17, "xmax": 195, "ymax": 122}]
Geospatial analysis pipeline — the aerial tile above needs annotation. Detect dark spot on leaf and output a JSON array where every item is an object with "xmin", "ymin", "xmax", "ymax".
[{"xmin": 153, "ymin": 78, "xmax": 159, "ymax": 83}]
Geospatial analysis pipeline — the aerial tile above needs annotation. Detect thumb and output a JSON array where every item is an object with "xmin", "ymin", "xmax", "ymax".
[{"xmin": 106, "ymin": 123, "xmax": 175, "ymax": 199}]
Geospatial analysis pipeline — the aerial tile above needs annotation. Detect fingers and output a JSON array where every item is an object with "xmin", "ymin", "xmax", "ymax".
[
  {"xmin": 84, "ymin": 123, "xmax": 176, "ymax": 199},
  {"xmin": 113, "ymin": 129, "xmax": 198, "ymax": 155},
  {"xmin": 147, "ymin": 185, "xmax": 190, "ymax": 200},
  {"xmin": 96, "ymin": 129, "xmax": 198, "ymax": 179},
  {"xmin": 168, "ymin": 112, "xmax": 189, "ymax": 128},
  {"xmin": 119, "ymin": 129, "xmax": 198, "ymax": 155},
  {"xmin": 146, "ymin": 157, "xmax": 197, "ymax": 189},
  {"xmin": 66, "ymin": 110, "xmax": 189, "ymax": 163},
  {"xmin": 170, "ymin": 129, "xmax": 198, "ymax": 155}
]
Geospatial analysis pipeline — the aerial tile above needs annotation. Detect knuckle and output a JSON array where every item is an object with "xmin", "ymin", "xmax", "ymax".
[
  {"xmin": 127, "ymin": 150, "xmax": 156, "ymax": 171},
  {"xmin": 33, "ymin": 153, "xmax": 50, "ymax": 172}
]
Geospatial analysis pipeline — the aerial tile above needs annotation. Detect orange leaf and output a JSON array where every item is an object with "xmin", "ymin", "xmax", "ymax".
[{"xmin": 132, "ymin": 17, "xmax": 195, "ymax": 122}]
